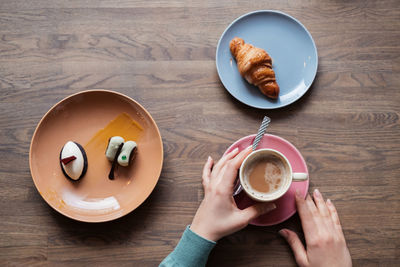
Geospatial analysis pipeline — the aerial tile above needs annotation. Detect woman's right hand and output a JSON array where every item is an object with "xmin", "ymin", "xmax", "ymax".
[
  {"xmin": 279, "ymin": 189, "xmax": 352, "ymax": 267},
  {"xmin": 190, "ymin": 147, "xmax": 276, "ymax": 242}
]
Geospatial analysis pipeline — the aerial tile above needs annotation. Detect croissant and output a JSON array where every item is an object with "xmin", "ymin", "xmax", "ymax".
[{"xmin": 230, "ymin": 37, "xmax": 279, "ymax": 99}]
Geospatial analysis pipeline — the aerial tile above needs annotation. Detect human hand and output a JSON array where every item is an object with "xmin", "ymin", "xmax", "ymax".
[
  {"xmin": 279, "ymin": 189, "xmax": 352, "ymax": 267},
  {"xmin": 190, "ymin": 147, "xmax": 276, "ymax": 242}
]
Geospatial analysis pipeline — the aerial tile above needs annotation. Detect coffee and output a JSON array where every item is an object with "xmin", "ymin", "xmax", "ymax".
[
  {"xmin": 246, "ymin": 155, "xmax": 286, "ymax": 194},
  {"xmin": 240, "ymin": 148, "xmax": 308, "ymax": 202}
]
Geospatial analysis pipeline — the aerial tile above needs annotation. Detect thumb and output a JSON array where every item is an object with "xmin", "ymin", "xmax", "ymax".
[
  {"xmin": 279, "ymin": 229, "xmax": 308, "ymax": 267},
  {"xmin": 241, "ymin": 202, "xmax": 276, "ymax": 222}
]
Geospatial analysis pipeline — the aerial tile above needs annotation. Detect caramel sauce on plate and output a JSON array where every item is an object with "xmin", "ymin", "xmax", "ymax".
[{"xmin": 85, "ymin": 112, "xmax": 143, "ymax": 152}]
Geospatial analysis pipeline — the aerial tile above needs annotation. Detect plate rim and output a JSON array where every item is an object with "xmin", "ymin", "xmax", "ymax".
[
  {"xmin": 29, "ymin": 89, "xmax": 164, "ymax": 223},
  {"xmin": 216, "ymin": 9, "xmax": 318, "ymax": 109}
]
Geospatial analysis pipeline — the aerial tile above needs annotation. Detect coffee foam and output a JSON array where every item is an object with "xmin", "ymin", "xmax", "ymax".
[{"xmin": 243, "ymin": 153, "xmax": 290, "ymax": 200}]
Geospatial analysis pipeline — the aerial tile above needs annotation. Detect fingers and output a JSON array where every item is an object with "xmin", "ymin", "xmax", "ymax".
[
  {"xmin": 298, "ymin": 189, "xmax": 346, "ymax": 247},
  {"xmin": 212, "ymin": 147, "xmax": 239, "ymax": 175},
  {"xmin": 305, "ymin": 194, "xmax": 318, "ymax": 215},
  {"xmin": 313, "ymin": 189, "xmax": 330, "ymax": 218},
  {"xmin": 221, "ymin": 146, "xmax": 252, "ymax": 187},
  {"xmin": 326, "ymin": 199, "xmax": 344, "ymax": 237},
  {"xmin": 231, "ymin": 146, "xmax": 252, "ymax": 169},
  {"xmin": 326, "ymin": 199, "xmax": 341, "ymax": 227},
  {"xmin": 279, "ymin": 229, "xmax": 308, "ymax": 267},
  {"xmin": 296, "ymin": 191, "xmax": 319, "ymax": 242},
  {"xmin": 241, "ymin": 202, "xmax": 276, "ymax": 222},
  {"xmin": 295, "ymin": 190, "xmax": 314, "ymax": 222},
  {"xmin": 202, "ymin": 156, "xmax": 213, "ymax": 187}
]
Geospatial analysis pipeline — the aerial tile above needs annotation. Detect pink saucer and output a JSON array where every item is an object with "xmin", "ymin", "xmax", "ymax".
[{"xmin": 225, "ymin": 134, "xmax": 309, "ymax": 226}]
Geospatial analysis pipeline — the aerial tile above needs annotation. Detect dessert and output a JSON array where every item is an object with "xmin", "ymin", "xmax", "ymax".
[
  {"xmin": 105, "ymin": 136, "xmax": 125, "ymax": 161},
  {"xmin": 117, "ymin": 141, "xmax": 137, "ymax": 167},
  {"xmin": 60, "ymin": 141, "xmax": 88, "ymax": 181},
  {"xmin": 105, "ymin": 136, "xmax": 138, "ymax": 179},
  {"xmin": 229, "ymin": 37, "xmax": 280, "ymax": 99}
]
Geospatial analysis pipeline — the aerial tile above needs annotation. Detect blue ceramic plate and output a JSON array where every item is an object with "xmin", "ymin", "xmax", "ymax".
[{"xmin": 216, "ymin": 10, "xmax": 318, "ymax": 109}]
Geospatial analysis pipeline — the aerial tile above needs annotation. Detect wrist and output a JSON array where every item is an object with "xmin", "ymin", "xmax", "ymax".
[{"xmin": 190, "ymin": 222, "xmax": 219, "ymax": 242}]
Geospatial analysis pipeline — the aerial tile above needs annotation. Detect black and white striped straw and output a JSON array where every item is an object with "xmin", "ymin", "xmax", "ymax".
[{"xmin": 252, "ymin": 116, "xmax": 271, "ymax": 151}]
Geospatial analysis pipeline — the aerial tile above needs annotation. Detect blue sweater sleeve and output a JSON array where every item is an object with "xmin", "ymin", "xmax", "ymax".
[{"xmin": 159, "ymin": 226, "xmax": 216, "ymax": 267}]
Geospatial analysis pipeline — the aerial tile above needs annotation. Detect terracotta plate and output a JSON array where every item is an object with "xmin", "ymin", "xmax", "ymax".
[{"xmin": 29, "ymin": 90, "xmax": 163, "ymax": 222}]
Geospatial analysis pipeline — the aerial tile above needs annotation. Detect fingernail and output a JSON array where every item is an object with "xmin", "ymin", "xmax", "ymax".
[
  {"xmin": 314, "ymin": 188, "xmax": 321, "ymax": 198},
  {"xmin": 327, "ymin": 199, "xmax": 332, "ymax": 205},
  {"xmin": 208, "ymin": 156, "xmax": 212, "ymax": 162},
  {"xmin": 233, "ymin": 147, "xmax": 239, "ymax": 153},
  {"xmin": 278, "ymin": 229, "xmax": 287, "ymax": 237}
]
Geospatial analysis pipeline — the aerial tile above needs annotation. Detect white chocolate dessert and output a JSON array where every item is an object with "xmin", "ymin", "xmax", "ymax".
[
  {"xmin": 106, "ymin": 137, "xmax": 138, "ymax": 179},
  {"xmin": 105, "ymin": 136, "xmax": 125, "ymax": 161},
  {"xmin": 118, "ymin": 141, "xmax": 137, "ymax": 167},
  {"xmin": 60, "ymin": 141, "xmax": 88, "ymax": 181}
]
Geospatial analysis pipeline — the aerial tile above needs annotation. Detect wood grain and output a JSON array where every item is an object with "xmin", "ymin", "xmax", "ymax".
[{"xmin": 0, "ymin": 0, "xmax": 399, "ymax": 266}]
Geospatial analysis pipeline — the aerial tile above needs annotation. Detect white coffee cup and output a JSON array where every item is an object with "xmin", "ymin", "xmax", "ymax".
[{"xmin": 239, "ymin": 149, "xmax": 308, "ymax": 202}]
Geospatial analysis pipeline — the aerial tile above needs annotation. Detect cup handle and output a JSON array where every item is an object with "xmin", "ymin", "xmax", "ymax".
[{"xmin": 292, "ymin": 172, "xmax": 308, "ymax": 181}]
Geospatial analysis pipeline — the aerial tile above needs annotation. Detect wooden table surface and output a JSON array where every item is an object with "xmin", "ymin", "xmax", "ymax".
[{"xmin": 1, "ymin": 0, "xmax": 399, "ymax": 266}]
